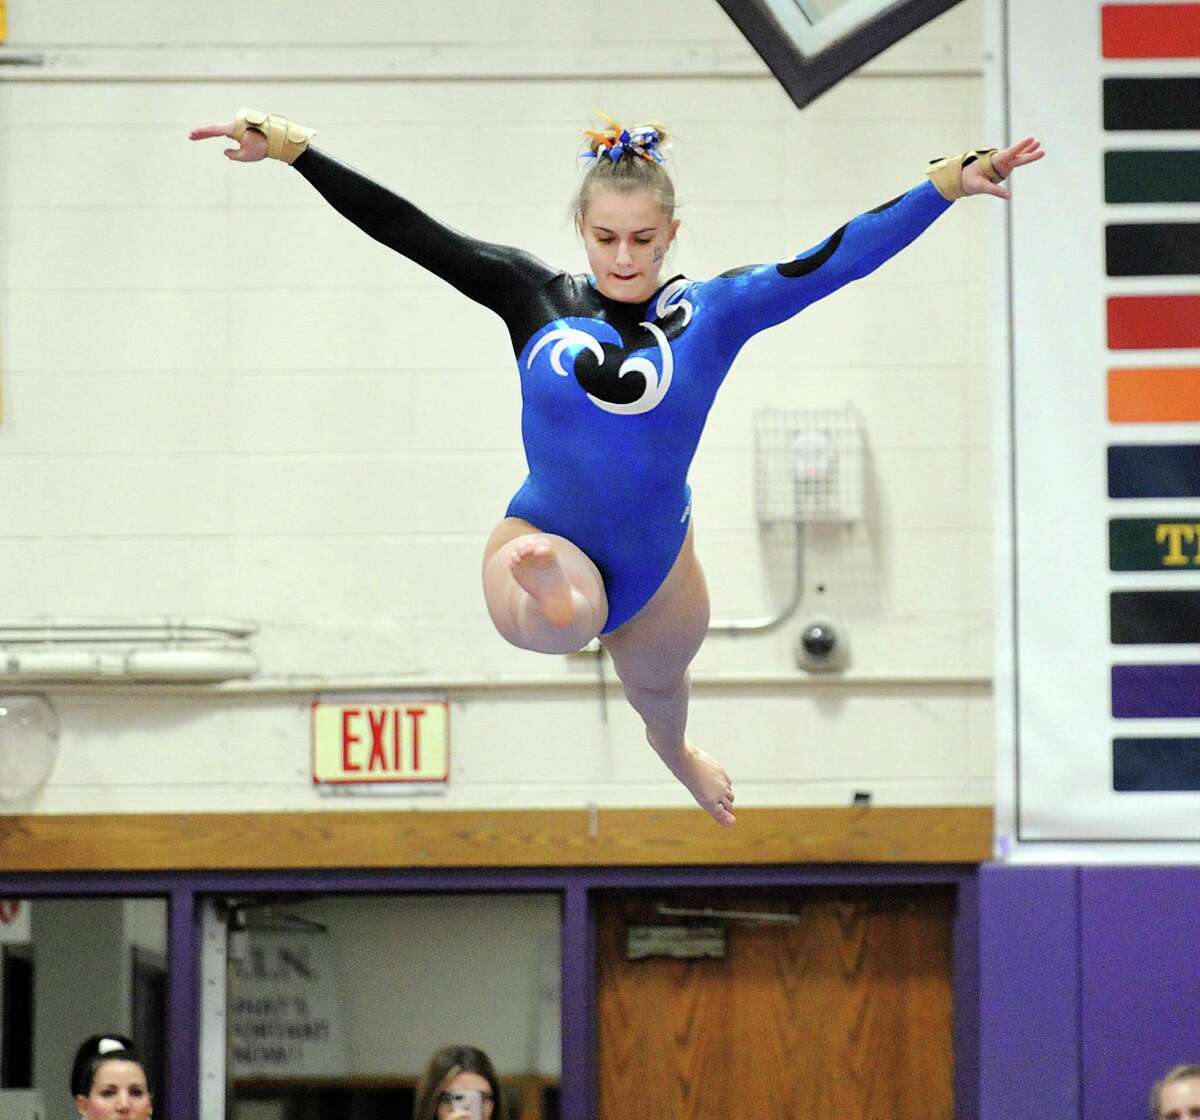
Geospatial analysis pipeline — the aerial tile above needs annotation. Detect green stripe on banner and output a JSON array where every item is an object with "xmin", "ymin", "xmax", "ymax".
[
  {"xmin": 1110, "ymin": 517, "xmax": 1200, "ymax": 569},
  {"xmin": 1106, "ymin": 150, "xmax": 1200, "ymax": 202}
]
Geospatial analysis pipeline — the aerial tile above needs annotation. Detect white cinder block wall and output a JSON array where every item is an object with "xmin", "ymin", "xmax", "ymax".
[{"xmin": 0, "ymin": 0, "xmax": 993, "ymax": 814}]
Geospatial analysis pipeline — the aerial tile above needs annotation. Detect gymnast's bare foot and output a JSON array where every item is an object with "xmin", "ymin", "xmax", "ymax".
[
  {"xmin": 510, "ymin": 537, "xmax": 578, "ymax": 628},
  {"xmin": 651, "ymin": 738, "xmax": 736, "ymax": 826}
]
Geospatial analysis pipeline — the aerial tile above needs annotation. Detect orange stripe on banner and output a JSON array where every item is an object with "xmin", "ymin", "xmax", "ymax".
[
  {"xmin": 1103, "ymin": 4, "xmax": 1200, "ymax": 58},
  {"xmin": 1109, "ymin": 367, "xmax": 1200, "ymax": 422}
]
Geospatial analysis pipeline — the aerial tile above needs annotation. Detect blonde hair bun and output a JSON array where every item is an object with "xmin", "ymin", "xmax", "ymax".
[{"xmin": 573, "ymin": 113, "xmax": 676, "ymax": 220}]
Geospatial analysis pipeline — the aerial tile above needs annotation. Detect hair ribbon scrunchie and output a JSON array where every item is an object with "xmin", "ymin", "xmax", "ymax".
[{"xmin": 580, "ymin": 113, "xmax": 666, "ymax": 166}]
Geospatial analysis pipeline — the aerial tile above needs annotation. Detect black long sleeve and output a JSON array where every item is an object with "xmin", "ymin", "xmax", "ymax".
[{"xmin": 292, "ymin": 147, "xmax": 557, "ymax": 317}]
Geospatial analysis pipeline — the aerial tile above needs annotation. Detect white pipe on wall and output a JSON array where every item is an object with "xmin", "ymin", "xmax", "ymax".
[
  {"xmin": 0, "ymin": 649, "xmax": 258, "ymax": 683},
  {"xmin": 0, "ymin": 617, "xmax": 256, "ymax": 638},
  {"xmin": 0, "ymin": 619, "xmax": 259, "ymax": 682}
]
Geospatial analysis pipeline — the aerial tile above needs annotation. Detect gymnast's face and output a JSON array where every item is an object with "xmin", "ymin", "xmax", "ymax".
[{"xmin": 580, "ymin": 188, "xmax": 680, "ymax": 304}]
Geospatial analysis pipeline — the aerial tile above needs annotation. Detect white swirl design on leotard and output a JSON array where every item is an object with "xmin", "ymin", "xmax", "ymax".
[
  {"xmin": 526, "ymin": 327, "xmax": 605, "ymax": 378},
  {"xmin": 526, "ymin": 283, "xmax": 693, "ymax": 416},
  {"xmin": 654, "ymin": 278, "xmax": 694, "ymax": 326},
  {"xmin": 588, "ymin": 320, "xmax": 672, "ymax": 416}
]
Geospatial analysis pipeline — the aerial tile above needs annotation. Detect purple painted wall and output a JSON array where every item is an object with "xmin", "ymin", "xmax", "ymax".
[
  {"xmin": 979, "ymin": 865, "xmax": 1081, "ymax": 1120},
  {"xmin": 1080, "ymin": 869, "xmax": 1200, "ymax": 1120},
  {"xmin": 979, "ymin": 865, "xmax": 1200, "ymax": 1120}
]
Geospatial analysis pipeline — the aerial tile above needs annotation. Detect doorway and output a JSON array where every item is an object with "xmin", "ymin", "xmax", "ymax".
[{"xmin": 596, "ymin": 886, "xmax": 954, "ymax": 1120}]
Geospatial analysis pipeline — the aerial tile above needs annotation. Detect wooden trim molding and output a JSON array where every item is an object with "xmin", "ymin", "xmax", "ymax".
[{"xmin": 0, "ymin": 807, "xmax": 993, "ymax": 871}]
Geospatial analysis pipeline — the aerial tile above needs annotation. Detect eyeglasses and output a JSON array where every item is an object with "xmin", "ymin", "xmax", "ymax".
[{"xmin": 437, "ymin": 1092, "xmax": 496, "ymax": 1106}]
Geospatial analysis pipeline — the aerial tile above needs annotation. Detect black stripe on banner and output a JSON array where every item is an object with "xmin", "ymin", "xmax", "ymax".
[
  {"xmin": 1107, "ymin": 224, "xmax": 1200, "ymax": 276},
  {"xmin": 1112, "ymin": 590, "xmax": 1200, "ymax": 643},
  {"xmin": 1114, "ymin": 738, "xmax": 1200, "ymax": 791},
  {"xmin": 1105, "ymin": 78, "xmax": 1200, "ymax": 130},
  {"xmin": 1109, "ymin": 444, "xmax": 1200, "ymax": 498}
]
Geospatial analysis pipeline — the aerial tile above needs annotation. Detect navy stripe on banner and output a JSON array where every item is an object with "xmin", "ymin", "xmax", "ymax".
[
  {"xmin": 1109, "ymin": 444, "xmax": 1200, "ymax": 498},
  {"xmin": 1113, "ymin": 663, "xmax": 1200, "ymax": 718},
  {"xmin": 1112, "ymin": 590, "xmax": 1200, "ymax": 643},
  {"xmin": 1114, "ymin": 738, "xmax": 1200, "ymax": 791},
  {"xmin": 1107, "ymin": 223, "xmax": 1200, "ymax": 276},
  {"xmin": 1104, "ymin": 78, "xmax": 1200, "ymax": 130}
]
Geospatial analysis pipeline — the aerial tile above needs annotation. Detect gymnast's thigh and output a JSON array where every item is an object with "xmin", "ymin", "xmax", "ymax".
[{"xmin": 600, "ymin": 523, "xmax": 710, "ymax": 684}]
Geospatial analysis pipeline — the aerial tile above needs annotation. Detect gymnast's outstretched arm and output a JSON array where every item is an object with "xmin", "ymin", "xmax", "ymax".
[
  {"xmin": 189, "ymin": 110, "xmax": 556, "ymax": 317},
  {"xmin": 290, "ymin": 147, "xmax": 556, "ymax": 315},
  {"xmin": 700, "ymin": 137, "xmax": 1044, "ymax": 350}
]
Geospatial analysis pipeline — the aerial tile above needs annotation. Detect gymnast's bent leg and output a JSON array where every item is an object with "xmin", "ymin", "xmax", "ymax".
[
  {"xmin": 482, "ymin": 517, "xmax": 608, "ymax": 655},
  {"xmin": 600, "ymin": 527, "xmax": 736, "ymax": 827}
]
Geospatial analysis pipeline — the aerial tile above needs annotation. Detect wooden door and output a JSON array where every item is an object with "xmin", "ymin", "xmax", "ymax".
[{"xmin": 596, "ymin": 886, "xmax": 954, "ymax": 1120}]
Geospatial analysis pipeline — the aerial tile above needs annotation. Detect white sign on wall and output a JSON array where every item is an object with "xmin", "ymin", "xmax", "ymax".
[
  {"xmin": 228, "ymin": 930, "xmax": 349, "ymax": 1078},
  {"xmin": 312, "ymin": 694, "xmax": 449, "ymax": 792},
  {"xmin": 999, "ymin": 0, "xmax": 1200, "ymax": 856}
]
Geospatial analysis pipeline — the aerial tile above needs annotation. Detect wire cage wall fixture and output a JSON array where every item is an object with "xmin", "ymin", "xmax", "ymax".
[{"xmin": 754, "ymin": 405, "xmax": 866, "ymax": 526}]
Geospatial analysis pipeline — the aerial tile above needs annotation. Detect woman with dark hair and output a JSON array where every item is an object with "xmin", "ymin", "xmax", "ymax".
[
  {"xmin": 71, "ymin": 1034, "xmax": 152, "ymax": 1120},
  {"xmin": 412, "ymin": 1044, "xmax": 506, "ymax": 1120}
]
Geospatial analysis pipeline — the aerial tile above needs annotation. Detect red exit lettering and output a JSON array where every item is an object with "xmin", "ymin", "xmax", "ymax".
[{"xmin": 339, "ymin": 706, "xmax": 428, "ymax": 773}]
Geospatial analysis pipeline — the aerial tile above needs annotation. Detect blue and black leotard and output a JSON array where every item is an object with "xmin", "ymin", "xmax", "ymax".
[{"xmin": 292, "ymin": 149, "xmax": 952, "ymax": 632}]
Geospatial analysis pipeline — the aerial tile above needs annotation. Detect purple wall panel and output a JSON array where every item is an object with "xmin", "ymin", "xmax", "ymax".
[
  {"xmin": 166, "ymin": 889, "xmax": 200, "ymax": 1120},
  {"xmin": 1080, "ymin": 868, "xmax": 1200, "ymax": 1120},
  {"xmin": 953, "ymin": 873, "xmax": 982, "ymax": 1120},
  {"xmin": 978, "ymin": 865, "xmax": 1081, "ymax": 1120},
  {"xmin": 560, "ymin": 883, "xmax": 596, "ymax": 1120}
]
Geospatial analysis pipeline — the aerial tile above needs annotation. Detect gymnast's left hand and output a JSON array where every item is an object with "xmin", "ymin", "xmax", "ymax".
[
  {"xmin": 961, "ymin": 136, "xmax": 1044, "ymax": 200},
  {"xmin": 187, "ymin": 119, "xmax": 268, "ymax": 162}
]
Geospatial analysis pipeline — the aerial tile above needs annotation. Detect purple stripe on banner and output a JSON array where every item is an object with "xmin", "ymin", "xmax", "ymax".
[{"xmin": 1112, "ymin": 663, "xmax": 1200, "ymax": 717}]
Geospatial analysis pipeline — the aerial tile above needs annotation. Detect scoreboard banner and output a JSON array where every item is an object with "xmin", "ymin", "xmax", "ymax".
[{"xmin": 1003, "ymin": 0, "xmax": 1200, "ymax": 851}]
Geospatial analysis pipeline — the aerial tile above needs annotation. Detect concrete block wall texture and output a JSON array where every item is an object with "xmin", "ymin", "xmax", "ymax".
[{"xmin": 0, "ymin": 0, "xmax": 995, "ymax": 814}]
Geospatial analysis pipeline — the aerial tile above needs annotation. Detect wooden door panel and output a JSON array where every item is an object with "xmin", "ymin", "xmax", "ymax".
[{"xmin": 597, "ymin": 887, "xmax": 954, "ymax": 1120}]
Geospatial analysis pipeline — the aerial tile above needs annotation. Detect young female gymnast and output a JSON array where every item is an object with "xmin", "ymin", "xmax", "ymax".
[{"xmin": 190, "ymin": 110, "xmax": 1043, "ymax": 826}]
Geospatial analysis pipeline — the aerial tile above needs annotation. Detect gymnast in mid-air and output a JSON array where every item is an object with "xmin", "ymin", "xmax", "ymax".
[{"xmin": 190, "ymin": 109, "xmax": 1043, "ymax": 826}]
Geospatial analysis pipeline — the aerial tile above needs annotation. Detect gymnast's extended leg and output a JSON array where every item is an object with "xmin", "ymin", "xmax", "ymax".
[
  {"xmin": 482, "ymin": 517, "xmax": 608, "ymax": 655},
  {"xmin": 601, "ymin": 527, "xmax": 736, "ymax": 827}
]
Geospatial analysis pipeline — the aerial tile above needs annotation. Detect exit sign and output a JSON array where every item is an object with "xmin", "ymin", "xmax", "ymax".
[{"xmin": 312, "ymin": 696, "xmax": 449, "ymax": 787}]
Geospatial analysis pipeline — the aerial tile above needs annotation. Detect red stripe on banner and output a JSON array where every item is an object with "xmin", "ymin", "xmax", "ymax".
[
  {"xmin": 1108, "ymin": 296, "xmax": 1200, "ymax": 349},
  {"xmin": 1103, "ymin": 4, "xmax": 1200, "ymax": 58}
]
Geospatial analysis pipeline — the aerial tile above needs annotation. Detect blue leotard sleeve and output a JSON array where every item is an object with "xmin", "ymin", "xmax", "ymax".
[
  {"xmin": 291, "ymin": 147, "xmax": 557, "ymax": 317},
  {"xmin": 697, "ymin": 179, "xmax": 953, "ymax": 351}
]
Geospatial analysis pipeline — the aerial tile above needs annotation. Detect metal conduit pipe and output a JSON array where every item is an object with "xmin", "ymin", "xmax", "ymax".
[
  {"xmin": 706, "ymin": 527, "xmax": 806, "ymax": 635},
  {"xmin": 33, "ymin": 669, "xmax": 991, "ymax": 697}
]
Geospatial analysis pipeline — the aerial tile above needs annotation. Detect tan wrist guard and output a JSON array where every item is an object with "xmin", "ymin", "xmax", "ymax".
[
  {"xmin": 234, "ymin": 108, "xmax": 315, "ymax": 163},
  {"xmin": 925, "ymin": 148, "xmax": 1003, "ymax": 200}
]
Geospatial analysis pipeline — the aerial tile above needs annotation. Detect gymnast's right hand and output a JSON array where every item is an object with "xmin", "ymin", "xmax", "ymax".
[
  {"xmin": 188, "ymin": 118, "xmax": 268, "ymax": 161},
  {"xmin": 188, "ymin": 110, "xmax": 315, "ymax": 163}
]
